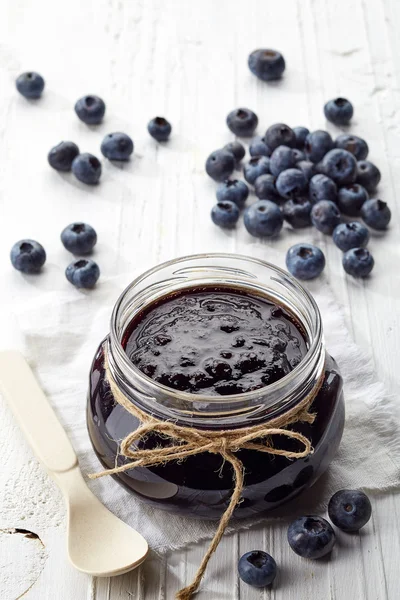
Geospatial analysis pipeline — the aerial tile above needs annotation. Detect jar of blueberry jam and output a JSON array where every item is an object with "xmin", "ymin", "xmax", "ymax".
[{"xmin": 87, "ymin": 254, "xmax": 344, "ymax": 519}]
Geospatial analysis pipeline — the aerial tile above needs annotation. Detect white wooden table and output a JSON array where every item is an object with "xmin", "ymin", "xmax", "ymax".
[{"xmin": 0, "ymin": 0, "xmax": 399, "ymax": 598}]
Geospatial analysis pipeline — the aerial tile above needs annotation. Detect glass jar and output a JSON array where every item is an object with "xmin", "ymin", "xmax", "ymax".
[{"xmin": 87, "ymin": 254, "xmax": 344, "ymax": 520}]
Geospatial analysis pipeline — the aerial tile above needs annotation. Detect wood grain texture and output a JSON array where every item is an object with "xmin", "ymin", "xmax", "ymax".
[{"xmin": 0, "ymin": 0, "xmax": 399, "ymax": 598}]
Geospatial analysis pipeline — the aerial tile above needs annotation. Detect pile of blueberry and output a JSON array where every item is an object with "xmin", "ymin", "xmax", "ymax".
[
  {"xmin": 12, "ymin": 72, "xmax": 173, "ymax": 287},
  {"xmin": 238, "ymin": 488, "xmax": 372, "ymax": 588},
  {"xmin": 207, "ymin": 50, "xmax": 391, "ymax": 280}
]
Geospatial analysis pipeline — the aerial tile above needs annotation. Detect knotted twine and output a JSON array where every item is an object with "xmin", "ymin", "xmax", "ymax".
[{"xmin": 89, "ymin": 351, "xmax": 323, "ymax": 599}]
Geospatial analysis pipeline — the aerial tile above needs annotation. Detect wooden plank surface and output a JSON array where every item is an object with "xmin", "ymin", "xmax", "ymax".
[{"xmin": 0, "ymin": 0, "xmax": 399, "ymax": 598}]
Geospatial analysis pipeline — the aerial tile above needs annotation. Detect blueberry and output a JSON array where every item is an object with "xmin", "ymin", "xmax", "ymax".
[
  {"xmin": 61, "ymin": 223, "xmax": 97, "ymax": 255},
  {"xmin": 305, "ymin": 130, "xmax": 334, "ymax": 163},
  {"xmin": 101, "ymin": 132, "xmax": 134, "ymax": 161},
  {"xmin": 254, "ymin": 174, "xmax": 280, "ymax": 202},
  {"xmin": 249, "ymin": 136, "xmax": 272, "ymax": 157},
  {"xmin": 65, "ymin": 259, "xmax": 100, "ymax": 288},
  {"xmin": 292, "ymin": 149, "xmax": 306, "ymax": 162},
  {"xmin": 333, "ymin": 222, "xmax": 370, "ymax": 252},
  {"xmin": 270, "ymin": 145, "xmax": 296, "ymax": 176},
  {"xmin": 248, "ymin": 49, "xmax": 285, "ymax": 81},
  {"xmin": 293, "ymin": 126, "xmax": 310, "ymax": 149},
  {"xmin": 286, "ymin": 243, "xmax": 325, "ymax": 279},
  {"xmin": 211, "ymin": 201, "xmax": 240, "ymax": 228},
  {"xmin": 356, "ymin": 160, "xmax": 381, "ymax": 193},
  {"xmin": 309, "ymin": 174, "xmax": 337, "ymax": 204},
  {"xmin": 276, "ymin": 168, "xmax": 308, "ymax": 199},
  {"xmin": 243, "ymin": 156, "xmax": 270, "ymax": 185},
  {"xmin": 335, "ymin": 134, "xmax": 369, "ymax": 161},
  {"xmin": 74, "ymin": 95, "xmax": 105, "ymax": 125},
  {"xmin": 321, "ymin": 149, "xmax": 357, "ymax": 185},
  {"xmin": 265, "ymin": 123, "xmax": 296, "ymax": 151},
  {"xmin": 15, "ymin": 72, "xmax": 45, "ymax": 99},
  {"xmin": 147, "ymin": 116, "xmax": 172, "ymax": 141},
  {"xmin": 296, "ymin": 160, "xmax": 316, "ymax": 181},
  {"xmin": 72, "ymin": 153, "xmax": 102, "ymax": 185},
  {"xmin": 342, "ymin": 248, "xmax": 374, "ymax": 277},
  {"xmin": 328, "ymin": 489, "xmax": 372, "ymax": 532},
  {"xmin": 204, "ymin": 359, "xmax": 232, "ymax": 380},
  {"xmin": 238, "ymin": 551, "xmax": 277, "ymax": 588},
  {"xmin": 324, "ymin": 97, "xmax": 354, "ymax": 125},
  {"xmin": 48, "ymin": 141, "xmax": 80, "ymax": 172},
  {"xmin": 287, "ymin": 516, "xmax": 335, "ymax": 559},
  {"xmin": 361, "ymin": 198, "xmax": 391, "ymax": 230},
  {"xmin": 226, "ymin": 108, "xmax": 258, "ymax": 137},
  {"xmin": 205, "ymin": 149, "xmax": 235, "ymax": 181},
  {"xmin": 244, "ymin": 200, "xmax": 283, "ymax": 237},
  {"xmin": 337, "ymin": 183, "xmax": 368, "ymax": 216},
  {"xmin": 283, "ymin": 198, "xmax": 312, "ymax": 228},
  {"xmin": 311, "ymin": 200, "xmax": 341, "ymax": 234},
  {"xmin": 223, "ymin": 141, "xmax": 246, "ymax": 162},
  {"xmin": 10, "ymin": 240, "xmax": 46, "ymax": 274},
  {"xmin": 216, "ymin": 179, "xmax": 249, "ymax": 208}
]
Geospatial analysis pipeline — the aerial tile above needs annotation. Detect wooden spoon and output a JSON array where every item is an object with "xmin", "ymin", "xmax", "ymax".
[{"xmin": 0, "ymin": 350, "xmax": 148, "ymax": 577}]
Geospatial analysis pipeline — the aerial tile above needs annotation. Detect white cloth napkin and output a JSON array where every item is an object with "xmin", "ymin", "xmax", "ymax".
[{"xmin": 4, "ymin": 274, "xmax": 400, "ymax": 553}]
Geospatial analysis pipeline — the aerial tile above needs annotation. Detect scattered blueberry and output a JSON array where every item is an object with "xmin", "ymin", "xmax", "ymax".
[
  {"xmin": 147, "ymin": 117, "xmax": 172, "ymax": 141},
  {"xmin": 74, "ymin": 95, "xmax": 105, "ymax": 125},
  {"xmin": 309, "ymin": 174, "xmax": 337, "ymax": 204},
  {"xmin": 223, "ymin": 141, "xmax": 246, "ymax": 162},
  {"xmin": 226, "ymin": 108, "xmax": 258, "ymax": 137},
  {"xmin": 248, "ymin": 49, "xmax": 285, "ymax": 81},
  {"xmin": 356, "ymin": 160, "xmax": 381, "ymax": 193},
  {"xmin": 335, "ymin": 134, "xmax": 369, "ymax": 161},
  {"xmin": 282, "ymin": 198, "xmax": 312, "ymax": 228},
  {"xmin": 292, "ymin": 148, "xmax": 306, "ymax": 162},
  {"xmin": 324, "ymin": 97, "xmax": 354, "ymax": 125},
  {"xmin": 311, "ymin": 200, "xmax": 341, "ymax": 234},
  {"xmin": 238, "ymin": 551, "xmax": 277, "ymax": 588},
  {"xmin": 205, "ymin": 149, "xmax": 235, "ymax": 181},
  {"xmin": 254, "ymin": 174, "xmax": 280, "ymax": 202},
  {"xmin": 328, "ymin": 489, "xmax": 372, "ymax": 532},
  {"xmin": 66, "ymin": 259, "xmax": 100, "ymax": 289},
  {"xmin": 244, "ymin": 200, "xmax": 283, "ymax": 237},
  {"xmin": 216, "ymin": 180, "xmax": 249, "ymax": 208},
  {"xmin": 10, "ymin": 240, "xmax": 46, "ymax": 274},
  {"xmin": 243, "ymin": 156, "xmax": 270, "ymax": 185},
  {"xmin": 286, "ymin": 244, "xmax": 325, "ymax": 279},
  {"xmin": 15, "ymin": 72, "xmax": 45, "ymax": 99},
  {"xmin": 293, "ymin": 126, "xmax": 310, "ymax": 149},
  {"xmin": 72, "ymin": 153, "xmax": 102, "ymax": 185},
  {"xmin": 305, "ymin": 130, "xmax": 334, "ymax": 163},
  {"xmin": 61, "ymin": 223, "xmax": 97, "ymax": 255},
  {"xmin": 337, "ymin": 183, "xmax": 368, "ymax": 216},
  {"xmin": 270, "ymin": 145, "xmax": 296, "ymax": 176},
  {"xmin": 249, "ymin": 136, "xmax": 272, "ymax": 157},
  {"xmin": 333, "ymin": 222, "xmax": 370, "ymax": 252},
  {"xmin": 296, "ymin": 160, "xmax": 316, "ymax": 181},
  {"xmin": 342, "ymin": 247, "xmax": 374, "ymax": 277},
  {"xmin": 265, "ymin": 123, "xmax": 296, "ymax": 151},
  {"xmin": 211, "ymin": 201, "xmax": 240, "ymax": 228},
  {"xmin": 48, "ymin": 141, "xmax": 80, "ymax": 172},
  {"xmin": 287, "ymin": 516, "xmax": 335, "ymax": 559},
  {"xmin": 361, "ymin": 198, "xmax": 391, "ymax": 230},
  {"xmin": 276, "ymin": 168, "xmax": 307, "ymax": 199},
  {"xmin": 321, "ymin": 149, "xmax": 357, "ymax": 185},
  {"xmin": 101, "ymin": 132, "xmax": 134, "ymax": 161}
]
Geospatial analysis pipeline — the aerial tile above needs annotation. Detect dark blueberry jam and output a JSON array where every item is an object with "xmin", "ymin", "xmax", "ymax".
[
  {"xmin": 123, "ymin": 287, "xmax": 308, "ymax": 395},
  {"xmin": 87, "ymin": 286, "xmax": 344, "ymax": 519}
]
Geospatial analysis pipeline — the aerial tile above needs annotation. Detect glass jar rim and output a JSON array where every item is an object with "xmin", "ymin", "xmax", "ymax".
[{"xmin": 109, "ymin": 252, "xmax": 323, "ymax": 411}]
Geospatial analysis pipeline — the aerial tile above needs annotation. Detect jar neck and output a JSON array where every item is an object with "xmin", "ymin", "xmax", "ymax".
[{"xmin": 107, "ymin": 254, "xmax": 325, "ymax": 428}]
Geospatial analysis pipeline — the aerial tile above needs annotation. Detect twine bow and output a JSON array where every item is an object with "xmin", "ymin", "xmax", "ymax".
[{"xmin": 89, "ymin": 350, "xmax": 323, "ymax": 600}]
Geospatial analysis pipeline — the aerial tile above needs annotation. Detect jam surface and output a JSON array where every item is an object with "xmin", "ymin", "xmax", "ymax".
[{"xmin": 124, "ymin": 287, "xmax": 308, "ymax": 395}]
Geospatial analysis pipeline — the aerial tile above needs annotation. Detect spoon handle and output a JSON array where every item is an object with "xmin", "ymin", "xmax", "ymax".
[{"xmin": 0, "ymin": 350, "xmax": 78, "ymax": 474}]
